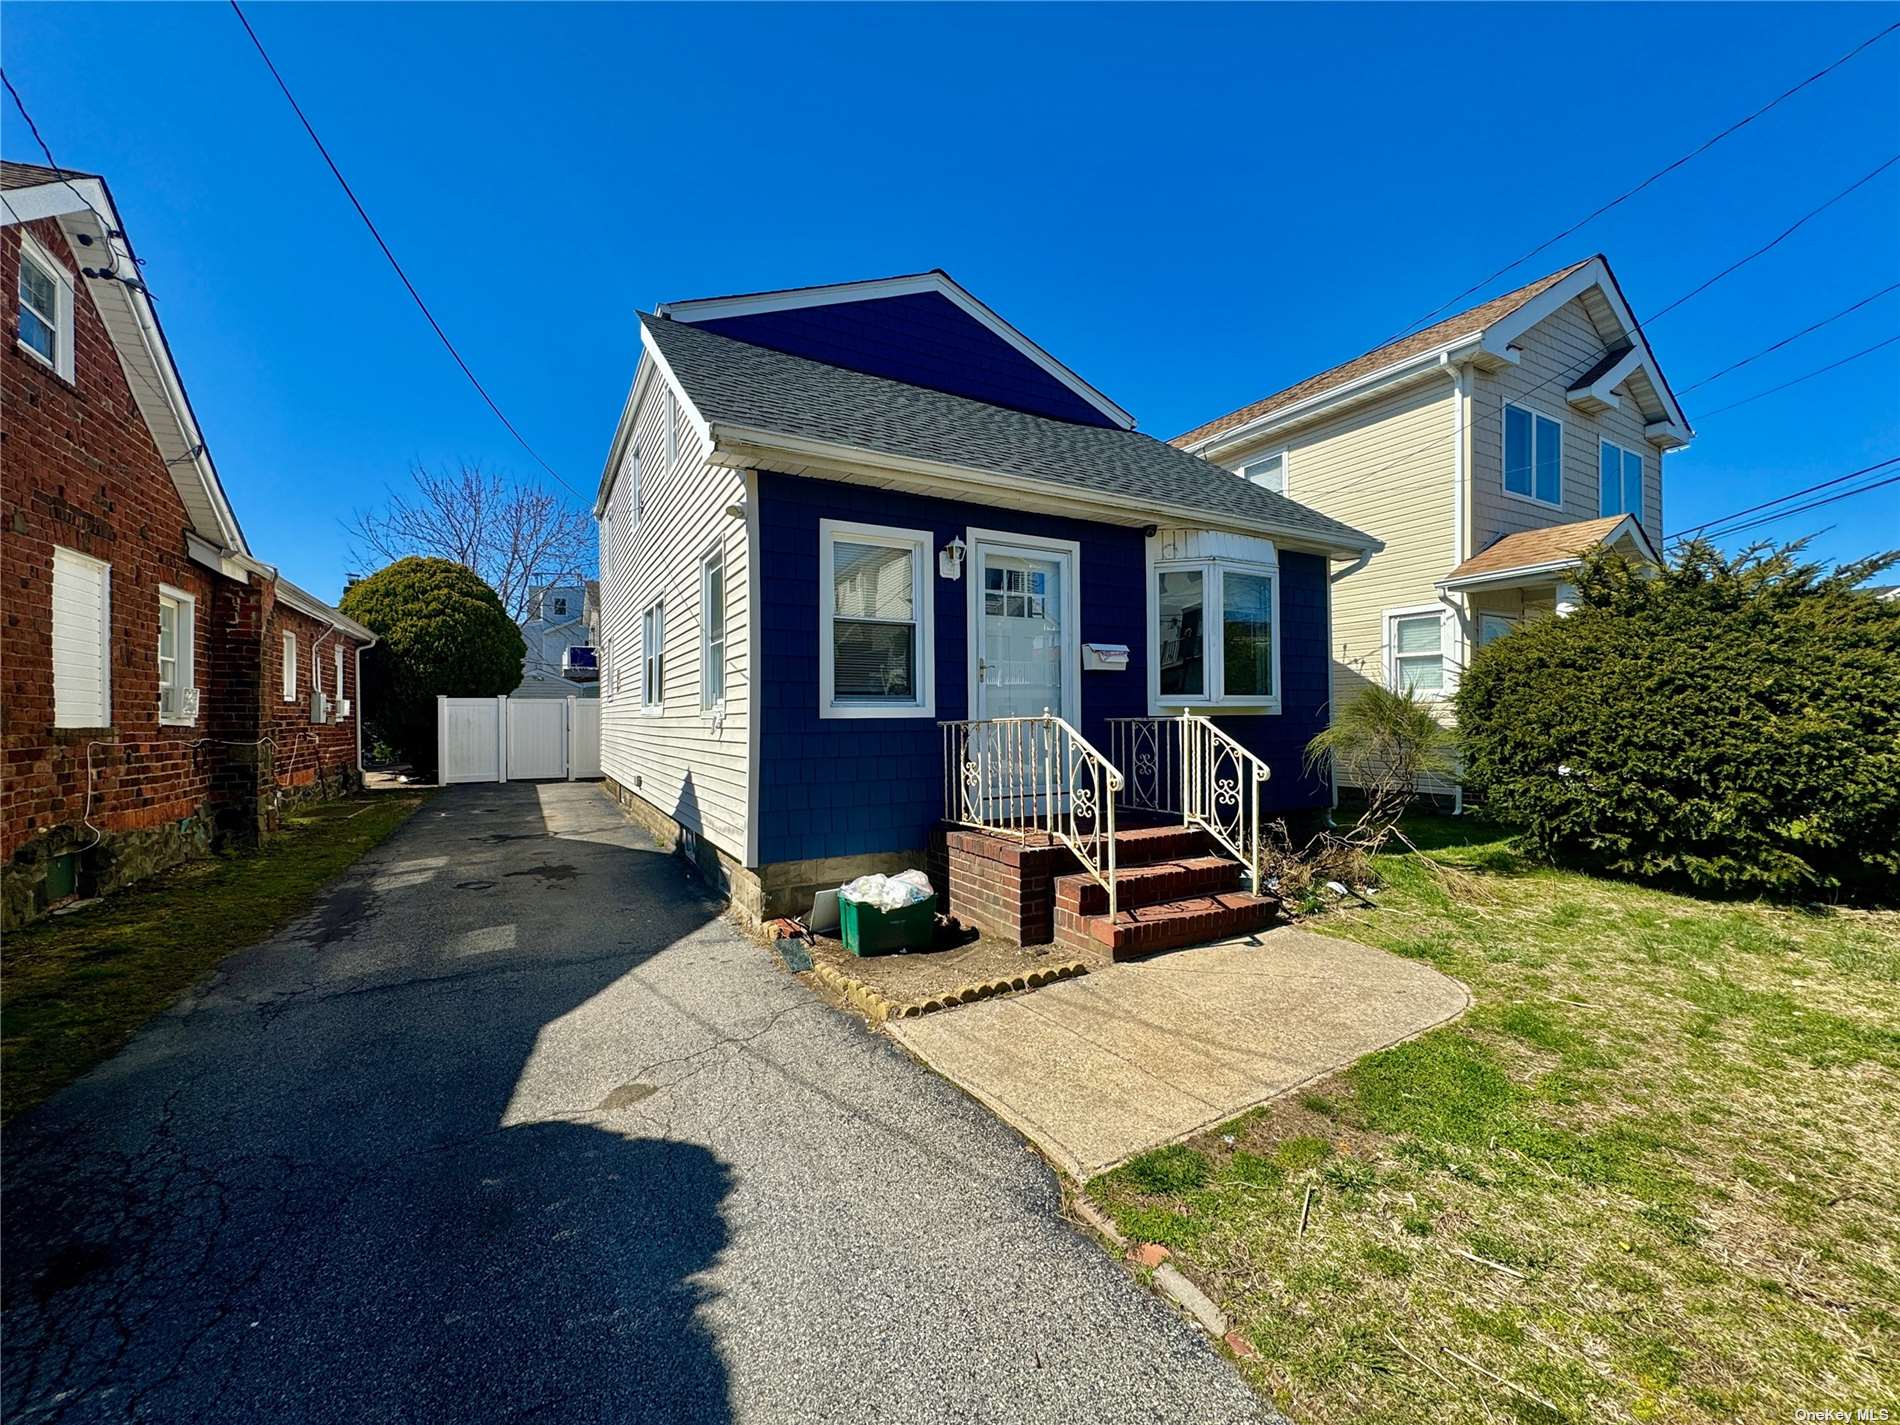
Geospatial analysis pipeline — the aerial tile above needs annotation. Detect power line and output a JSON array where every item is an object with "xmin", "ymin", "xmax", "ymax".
[
  {"xmin": 1678, "ymin": 282, "xmax": 1900, "ymax": 392},
  {"xmin": 1644, "ymin": 152, "xmax": 1900, "ymax": 325},
  {"xmin": 1695, "ymin": 333, "xmax": 1900, "ymax": 418},
  {"xmin": 1666, "ymin": 455, "xmax": 1900, "ymax": 540},
  {"xmin": 227, "ymin": 1, "xmax": 580, "ymax": 500},
  {"xmin": 1687, "ymin": 468, "xmax": 1900, "ymax": 544},
  {"xmin": 1384, "ymin": 22, "xmax": 1900, "ymax": 342}
]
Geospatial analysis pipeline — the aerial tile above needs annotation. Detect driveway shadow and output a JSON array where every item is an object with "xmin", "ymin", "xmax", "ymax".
[{"xmin": 1, "ymin": 783, "xmax": 738, "ymax": 1424}]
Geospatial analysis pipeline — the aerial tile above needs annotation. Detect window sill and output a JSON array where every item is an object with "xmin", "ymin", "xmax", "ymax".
[
  {"xmin": 1500, "ymin": 486, "xmax": 1566, "ymax": 512},
  {"xmin": 16, "ymin": 338, "xmax": 76, "ymax": 391},
  {"xmin": 159, "ymin": 716, "xmax": 198, "ymax": 728},
  {"xmin": 1150, "ymin": 699, "xmax": 1282, "ymax": 716},
  {"xmin": 820, "ymin": 703, "xmax": 935, "ymax": 721}
]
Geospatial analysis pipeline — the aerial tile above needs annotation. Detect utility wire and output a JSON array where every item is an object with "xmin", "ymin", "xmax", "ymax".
[
  {"xmin": 1385, "ymin": 21, "xmax": 1900, "ymax": 342},
  {"xmin": 0, "ymin": 67, "xmax": 130, "ymax": 266},
  {"xmin": 1695, "ymin": 333, "xmax": 1900, "ymax": 419},
  {"xmin": 1678, "ymin": 282, "xmax": 1900, "ymax": 391},
  {"xmin": 1684, "ymin": 468, "xmax": 1900, "ymax": 544},
  {"xmin": 1667, "ymin": 455, "xmax": 1900, "ymax": 540},
  {"xmin": 1644, "ymin": 152, "xmax": 1900, "ymax": 324},
  {"xmin": 228, "ymin": 1, "xmax": 580, "ymax": 500}
]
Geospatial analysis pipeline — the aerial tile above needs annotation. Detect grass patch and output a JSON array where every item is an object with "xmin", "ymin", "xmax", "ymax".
[
  {"xmin": 1087, "ymin": 813, "xmax": 1900, "ymax": 1424},
  {"xmin": 2, "ymin": 792, "xmax": 428, "ymax": 1121}
]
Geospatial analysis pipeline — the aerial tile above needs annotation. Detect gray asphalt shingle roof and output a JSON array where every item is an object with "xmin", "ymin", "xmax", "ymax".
[{"xmin": 641, "ymin": 313, "xmax": 1376, "ymax": 551}]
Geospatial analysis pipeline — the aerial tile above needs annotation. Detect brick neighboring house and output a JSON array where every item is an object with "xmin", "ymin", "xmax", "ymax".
[{"xmin": 2, "ymin": 160, "xmax": 374, "ymax": 926}]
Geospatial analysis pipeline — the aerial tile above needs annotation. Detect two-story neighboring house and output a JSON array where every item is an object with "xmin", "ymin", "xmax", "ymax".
[
  {"xmin": 516, "ymin": 579, "xmax": 600, "ymax": 698},
  {"xmin": 2, "ymin": 160, "xmax": 373, "ymax": 925},
  {"xmin": 1173, "ymin": 255, "xmax": 1691, "ymax": 799}
]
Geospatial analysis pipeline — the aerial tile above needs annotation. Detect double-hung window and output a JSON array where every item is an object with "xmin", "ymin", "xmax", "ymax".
[
  {"xmin": 17, "ymin": 234, "xmax": 75, "ymax": 382},
  {"xmin": 641, "ymin": 600, "xmax": 665, "ymax": 709},
  {"xmin": 1151, "ymin": 558, "xmax": 1279, "ymax": 710},
  {"xmin": 51, "ymin": 546, "xmax": 110, "ymax": 728},
  {"xmin": 283, "ymin": 631, "xmax": 298, "ymax": 701},
  {"xmin": 1599, "ymin": 439, "xmax": 1644, "ymax": 519},
  {"xmin": 334, "ymin": 644, "xmax": 346, "ymax": 714},
  {"xmin": 819, "ymin": 520, "xmax": 934, "ymax": 718},
  {"xmin": 700, "ymin": 548, "xmax": 726, "ymax": 708},
  {"xmin": 1503, "ymin": 401, "xmax": 1563, "ymax": 506},
  {"xmin": 665, "ymin": 391, "xmax": 679, "ymax": 469},
  {"xmin": 1237, "ymin": 450, "xmax": 1286, "ymax": 494},
  {"xmin": 158, "ymin": 587, "xmax": 196, "ymax": 724},
  {"xmin": 1388, "ymin": 609, "xmax": 1448, "ymax": 696}
]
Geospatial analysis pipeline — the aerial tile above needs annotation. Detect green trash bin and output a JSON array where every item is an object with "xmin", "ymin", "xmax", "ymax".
[{"xmin": 840, "ymin": 893, "xmax": 938, "ymax": 956}]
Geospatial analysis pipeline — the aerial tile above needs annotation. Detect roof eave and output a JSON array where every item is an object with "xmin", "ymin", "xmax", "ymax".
[{"xmin": 705, "ymin": 422, "xmax": 1381, "ymax": 559}]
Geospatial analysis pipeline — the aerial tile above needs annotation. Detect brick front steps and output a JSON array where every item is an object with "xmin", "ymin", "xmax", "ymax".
[{"xmin": 1054, "ymin": 826, "xmax": 1281, "ymax": 961}]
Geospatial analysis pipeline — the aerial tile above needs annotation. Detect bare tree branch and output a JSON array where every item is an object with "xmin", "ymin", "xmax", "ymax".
[{"xmin": 345, "ymin": 462, "xmax": 595, "ymax": 620}]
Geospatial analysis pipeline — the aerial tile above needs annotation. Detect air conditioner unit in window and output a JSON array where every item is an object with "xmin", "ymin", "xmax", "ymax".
[
  {"xmin": 336, "ymin": 698, "xmax": 353, "ymax": 720},
  {"xmin": 180, "ymin": 687, "xmax": 200, "ymax": 719},
  {"xmin": 309, "ymin": 690, "xmax": 331, "ymax": 724}
]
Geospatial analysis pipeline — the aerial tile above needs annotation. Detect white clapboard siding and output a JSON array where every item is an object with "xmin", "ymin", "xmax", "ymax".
[
  {"xmin": 597, "ymin": 372, "xmax": 752, "ymax": 862},
  {"xmin": 52, "ymin": 546, "xmax": 111, "ymax": 728},
  {"xmin": 1470, "ymin": 295, "xmax": 1666, "ymax": 541}
]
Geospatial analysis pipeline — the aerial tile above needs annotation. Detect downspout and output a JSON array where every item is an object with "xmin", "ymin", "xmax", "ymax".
[
  {"xmin": 1444, "ymin": 358, "xmax": 1471, "ymax": 815},
  {"xmin": 354, "ymin": 638, "xmax": 377, "ymax": 777}
]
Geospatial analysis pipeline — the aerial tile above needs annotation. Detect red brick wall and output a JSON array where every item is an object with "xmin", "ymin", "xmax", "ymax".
[
  {"xmin": 931, "ymin": 827, "xmax": 1076, "ymax": 946},
  {"xmin": 261, "ymin": 599, "xmax": 362, "ymax": 794},
  {"xmin": 2, "ymin": 219, "xmax": 226, "ymax": 856}
]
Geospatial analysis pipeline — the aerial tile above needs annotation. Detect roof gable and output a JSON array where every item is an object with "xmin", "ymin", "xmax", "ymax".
[
  {"xmin": 657, "ymin": 271, "xmax": 1133, "ymax": 430},
  {"xmin": 1439, "ymin": 514, "xmax": 1658, "ymax": 589}
]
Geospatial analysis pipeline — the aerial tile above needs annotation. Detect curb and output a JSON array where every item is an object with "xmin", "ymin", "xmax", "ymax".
[{"xmin": 808, "ymin": 958, "xmax": 1090, "ymax": 1023}]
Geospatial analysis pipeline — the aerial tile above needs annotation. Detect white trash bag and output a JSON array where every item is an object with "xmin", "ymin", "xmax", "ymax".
[{"xmin": 838, "ymin": 870, "xmax": 935, "ymax": 912}]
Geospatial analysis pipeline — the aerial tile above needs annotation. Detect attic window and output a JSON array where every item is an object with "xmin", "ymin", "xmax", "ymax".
[
  {"xmin": 1237, "ymin": 451, "xmax": 1286, "ymax": 495},
  {"xmin": 16, "ymin": 234, "xmax": 75, "ymax": 383}
]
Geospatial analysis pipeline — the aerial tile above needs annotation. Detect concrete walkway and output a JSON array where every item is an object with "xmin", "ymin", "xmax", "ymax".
[
  {"xmin": 889, "ymin": 928, "xmax": 1471, "ymax": 1180},
  {"xmin": 2, "ymin": 783, "xmax": 1271, "ymax": 1425}
]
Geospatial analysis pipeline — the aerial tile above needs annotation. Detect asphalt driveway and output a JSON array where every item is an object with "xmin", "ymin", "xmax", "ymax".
[{"xmin": 1, "ymin": 782, "xmax": 1270, "ymax": 1425}]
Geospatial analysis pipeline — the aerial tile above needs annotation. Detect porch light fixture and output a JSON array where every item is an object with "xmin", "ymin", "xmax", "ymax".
[{"xmin": 938, "ymin": 537, "xmax": 966, "ymax": 580}]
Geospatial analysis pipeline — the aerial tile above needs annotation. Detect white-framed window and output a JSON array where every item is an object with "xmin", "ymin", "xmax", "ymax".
[
  {"xmin": 641, "ymin": 600, "xmax": 665, "ymax": 710},
  {"xmin": 550, "ymin": 592, "xmax": 570, "ymax": 618},
  {"xmin": 1387, "ymin": 606, "xmax": 1449, "ymax": 697},
  {"xmin": 601, "ymin": 507, "xmax": 615, "ymax": 584},
  {"xmin": 1476, "ymin": 612, "xmax": 1518, "ymax": 648},
  {"xmin": 1150, "ymin": 558, "xmax": 1280, "ymax": 711},
  {"xmin": 51, "ymin": 546, "xmax": 110, "ymax": 728},
  {"xmin": 1503, "ymin": 400, "xmax": 1563, "ymax": 507},
  {"xmin": 1599, "ymin": 439, "xmax": 1644, "ymax": 519},
  {"xmin": 158, "ymin": 585, "xmax": 197, "ymax": 724},
  {"xmin": 665, "ymin": 390, "xmax": 679, "ymax": 469},
  {"xmin": 819, "ymin": 518, "xmax": 934, "ymax": 719},
  {"xmin": 282, "ymin": 630, "xmax": 298, "ymax": 702},
  {"xmin": 1236, "ymin": 449, "xmax": 1287, "ymax": 495},
  {"xmin": 334, "ymin": 643, "xmax": 346, "ymax": 710},
  {"xmin": 701, "ymin": 547, "xmax": 726, "ymax": 709},
  {"xmin": 16, "ymin": 233, "xmax": 76, "ymax": 383}
]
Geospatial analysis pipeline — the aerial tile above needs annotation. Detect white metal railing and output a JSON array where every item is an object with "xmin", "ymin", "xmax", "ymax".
[
  {"xmin": 1106, "ymin": 713, "xmax": 1272, "ymax": 891},
  {"xmin": 941, "ymin": 713, "xmax": 1124, "ymax": 919}
]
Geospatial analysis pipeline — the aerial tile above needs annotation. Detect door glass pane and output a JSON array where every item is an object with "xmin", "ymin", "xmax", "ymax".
[
  {"xmin": 1157, "ymin": 570, "xmax": 1204, "ymax": 697},
  {"xmin": 1504, "ymin": 406, "xmax": 1532, "ymax": 496},
  {"xmin": 1534, "ymin": 415, "xmax": 1562, "ymax": 504},
  {"xmin": 981, "ymin": 553, "xmax": 1064, "ymax": 718},
  {"xmin": 1222, "ymin": 571, "xmax": 1274, "ymax": 697},
  {"xmin": 834, "ymin": 542, "xmax": 913, "ymax": 620},
  {"xmin": 834, "ymin": 620, "xmax": 914, "ymax": 698}
]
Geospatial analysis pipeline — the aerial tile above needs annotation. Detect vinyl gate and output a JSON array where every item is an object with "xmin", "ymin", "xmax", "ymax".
[{"xmin": 437, "ymin": 695, "xmax": 602, "ymax": 784}]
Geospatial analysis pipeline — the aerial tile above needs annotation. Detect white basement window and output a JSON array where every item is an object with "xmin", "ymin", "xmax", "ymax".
[
  {"xmin": 819, "ymin": 519, "xmax": 934, "ymax": 718},
  {"xmin": 1599, "ymin": 439, "xmax": 1645, "ymax": 519},
  {"xmin": 1504, "ymin": 401, "xmax": 1563, "ymax": 507},
  {"xmin": 158, "ymin": 586, "xmax": 197, "ymax": 724},
  {"xmin": 283, "ymin": 630, "xmax": 298, "ymax": 701},
  {"xmin": 642, "ymin": 600, "xmax": 665, "ymax": 710},
  {"xmin": 701, "ymin": 547, "xmax": 726, "ymax": 708},
  {"xmin": 1151, "ymin": 558, "xmax": 1280, "ymax": 711},
  {"xmin": 1387, "ymin": 608, "xmax": 1448, "ymax": 697},
  {"xmin": 17, "ymin": 233, "xmax": 76, "ymax": 383},
  {"xmin": 51, "ymin": 546, "xmax": 111, "ymax": 728}
]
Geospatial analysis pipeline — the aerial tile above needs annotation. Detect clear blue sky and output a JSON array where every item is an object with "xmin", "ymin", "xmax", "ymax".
[{"xmin": 7, "ymin": 2, "xmax": 1897, "ymax": 600}]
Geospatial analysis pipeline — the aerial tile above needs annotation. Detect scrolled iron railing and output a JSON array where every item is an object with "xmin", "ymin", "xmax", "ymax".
[{"xmin": 1106, "ymin": 713, "xmax": 1273, "ymax": 892}]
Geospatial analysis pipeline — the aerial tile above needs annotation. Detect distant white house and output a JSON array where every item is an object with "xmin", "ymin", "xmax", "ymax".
[{"xmin": 516, "ymin": 580, "xmax": 600, "ymax": 699}]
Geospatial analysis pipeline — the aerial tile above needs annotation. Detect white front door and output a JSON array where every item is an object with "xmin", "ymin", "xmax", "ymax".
[{"xmin": 973, "ymin": 539, "xmax": 1074, "ymax": 723}]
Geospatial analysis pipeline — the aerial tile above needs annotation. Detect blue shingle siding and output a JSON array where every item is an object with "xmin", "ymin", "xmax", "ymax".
[
  {"xmin": 691, "ymin": 292, "xmax": 1118, "ymax": 429},
  {"xmin": 756, "ymin": 474, "xmax": 1335, "ymax": 866}
]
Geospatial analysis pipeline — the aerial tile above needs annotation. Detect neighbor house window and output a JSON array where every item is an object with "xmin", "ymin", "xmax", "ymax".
[
  {"xmin": 1599, "ymin": 439, "xmax": 1644, "ymax": 519},
  {"xmin": 1504, "ymin": 401, "xmax": 1563, "ymax": 506},
  {"xmin": 701, "ymin": 548, "xmax": 726, "ymax": 708},
  {"xmin": 642, "ymin": 600, "xmax": 665, "ymax": 709},
  {"xmin": 158, "ymin": 587, "xmax": 197, "ymax": 724},
  {"xmin": 283, "ymin": 631, "xmax": 298, "ymax": 701},
  {"xmin": 51, "ymin": 546, "xmax": 110, "ymax": 728},
  {"xmin": 1388, "ymin": 609, "xmax": 1447, "ymax": 696},
  {"xmin": 819, "ymin": 519, "xmax": 934, "ymax": 718},
  {"xmin": 1152, "ymin": 559, "xmax": 1279, "ymax": 710},
  {"xmin": 16, "ymin": 234, "xmax": 74, "ymax": 382},
  {"xmin": 551, "ymin": 593, "xmax": 570, "ymax": 618},
  {"xmin": 1237, "ymin": 450, "xmax": 1286, "ymax": 495}
]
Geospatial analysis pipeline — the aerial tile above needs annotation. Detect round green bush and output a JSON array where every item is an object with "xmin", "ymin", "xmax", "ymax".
[
  {"xmin": 340, "ymin": 557, "xmax": 524, "ymax": 772},
  {"xmin": 1454, "ymin": 543, "xmax": 1899, "ymax": 900}
]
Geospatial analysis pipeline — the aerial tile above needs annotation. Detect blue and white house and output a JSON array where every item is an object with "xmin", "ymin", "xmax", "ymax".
[{"xmin": 594, "ymin": 272, "xmax": 1379, "ymax": 952}]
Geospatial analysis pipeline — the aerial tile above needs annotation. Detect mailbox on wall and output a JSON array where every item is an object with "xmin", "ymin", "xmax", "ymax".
[{"xmin": 1082, "ymin": 643, "xmax": 1130, "ymax": 672}]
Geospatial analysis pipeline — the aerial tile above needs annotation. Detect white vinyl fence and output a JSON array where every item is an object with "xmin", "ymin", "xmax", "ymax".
[{"xmin": 438, "ymin": 695, "xmax": 602, "ymax": 785}]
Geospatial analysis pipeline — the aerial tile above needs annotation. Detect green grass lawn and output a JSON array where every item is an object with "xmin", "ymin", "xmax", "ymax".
[
  {"xmin": 1089, "ymin": 815, "xmax": 1900, "ymax": 1424},
  {"xmin": 2, "ymin": 790, "xmax": 430, "ymax": 1122}
]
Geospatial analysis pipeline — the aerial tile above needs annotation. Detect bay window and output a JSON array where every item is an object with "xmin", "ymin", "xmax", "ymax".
[
  {"xmin": 819, "ymin": 519, "xmax": 934, "ymax": 718},
  {"xmin": 1151, "ymin": 558, "xmax": 1279, "ymax": 711}
]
